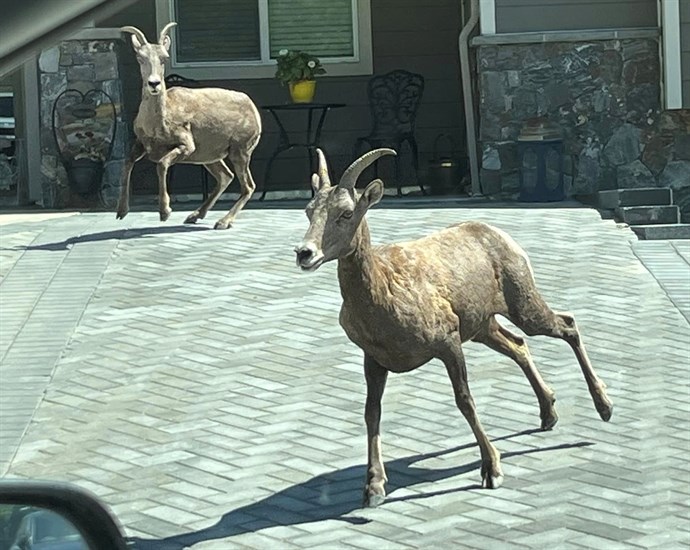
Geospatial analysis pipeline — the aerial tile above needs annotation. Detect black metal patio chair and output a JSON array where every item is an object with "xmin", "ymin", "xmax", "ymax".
[{"xmin": 353, "ymin": 69, "xmax": 425, "ymax": 195}]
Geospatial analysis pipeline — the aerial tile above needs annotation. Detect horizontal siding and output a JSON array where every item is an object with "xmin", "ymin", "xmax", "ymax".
[
  {"xmin": 682, "ymin": 2, "xmax": 690, "ymax": 108},
  {"xmin": 495, "ymin": 0, "xmax": 658, "ymax": 34},
  {"xmin": 111, "ymin": 0, "xmax": 467, "ymax": 194}
]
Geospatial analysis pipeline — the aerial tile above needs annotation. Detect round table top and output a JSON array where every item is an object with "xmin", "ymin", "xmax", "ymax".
[{"xmin": 261, "ymin": 103, "xmax": 346, "ymax": 111}]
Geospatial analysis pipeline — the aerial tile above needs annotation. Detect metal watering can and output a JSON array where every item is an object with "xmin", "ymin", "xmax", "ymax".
[{"xmin": 427, "ymin": 133, "xmax": 464, "ymax": 195}]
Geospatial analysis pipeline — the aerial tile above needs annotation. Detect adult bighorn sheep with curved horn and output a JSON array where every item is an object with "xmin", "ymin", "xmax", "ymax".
[
  {"xmin": 117, "ymin": 23, "xmax": 262, "ymax": 229},
  {"xmin": 295, "ymin": 148, "xmax": 613, "ymax": 507}
]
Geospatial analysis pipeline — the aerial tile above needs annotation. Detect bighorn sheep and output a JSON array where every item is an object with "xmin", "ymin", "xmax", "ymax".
[
  {"xmin": 117, "ymin": 24, "xmax": 262, "ymax": 229},
  {"xmin": 295, "ymin": 149, "xmax": 613, "ymax": 507}
]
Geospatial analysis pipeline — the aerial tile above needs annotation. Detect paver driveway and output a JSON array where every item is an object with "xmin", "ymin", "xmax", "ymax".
[{"xmin": 1, "ymin": 206, "xmax": 689, "ymax": 549}]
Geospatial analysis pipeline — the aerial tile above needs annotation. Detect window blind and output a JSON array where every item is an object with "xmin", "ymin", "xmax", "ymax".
[
  {"xmin": 268, "ymin": 0, "xmax": 354, "ymax": 58},
  {"xmin": 175, "ymin": 0, "xmax": 260, "ymax": 62}
]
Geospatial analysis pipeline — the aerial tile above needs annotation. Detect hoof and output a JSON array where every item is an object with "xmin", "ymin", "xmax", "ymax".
[
  {"xmin": 214, "ymin": 220, "xmax": 233, "ymax": 230},
  {"xmin": 481, "ymin": 462, "xmax": 504, "ymax": 489},
  {"xmin": 363, "ymin": 490, "xmax": 386, "ymax": 508},
  {"xmin": 159, "ymin": 209, "xmax": 172, "ymax": 222},
  {"xmin": 481, "ymin": 473, "xmax": 504, "ymax": 489},
  {"xmin": 116, "ymin": 210, "xmax": 128, "ymax": 220},
  {"xmin": 540, "ymin": 411, "xmax": 559, "ymax": 431},
  {"xmin": 597, "ymin": 401, "xmax": 613, "ymax": 422},
  {"xmin": 184, "ymin": 213, "xmax": 200, "ymax": 224}
]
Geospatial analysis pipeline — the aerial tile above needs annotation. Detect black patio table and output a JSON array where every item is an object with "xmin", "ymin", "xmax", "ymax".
[{"xmin": 259, "ymin": 102, "xmax": 346, "ymax": 200}]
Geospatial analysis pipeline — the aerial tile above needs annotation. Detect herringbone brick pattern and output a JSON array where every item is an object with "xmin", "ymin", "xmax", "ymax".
[
  {"xmin": 1, "ymin": 207, "xmax": 688, "ymax": 549},
  {"xmin": 633, "ymin": 241, "xmax": 690, "ymax": 324}
]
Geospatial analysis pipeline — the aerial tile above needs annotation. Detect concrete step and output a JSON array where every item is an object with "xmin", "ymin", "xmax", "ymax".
[
  {"xmin": 598, "ymin": 188, "xmax": 672, "ymax": 209},
  {"xmin": 616, "ymin": 205, "xmax": 679, "ymax": 225},
  {"xmin": 631, "ymin": 224, "xmax": 690, "ymax": 240}
]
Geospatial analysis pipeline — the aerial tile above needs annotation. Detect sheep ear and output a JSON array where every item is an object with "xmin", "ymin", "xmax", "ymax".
[
  {"xmin": 311, "ymin": 173, "xmax": 321, "ymax": 193},
  {"xmin": 130, "ymin": 34, "xmax": 143, "ymax": 50},
  {"xmin": 360, "ymin": 179, "xmax": 384, "ymax": 209},
  {"xmin": 161, "ymin": 35, "xmax": 172, "ymax": 52}
]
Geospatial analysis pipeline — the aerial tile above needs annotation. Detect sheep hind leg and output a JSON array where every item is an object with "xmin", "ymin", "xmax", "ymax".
[
  {"xmin": 509, "ymin": 294, "xmax": 613, "ymax": 422},
  {"xmin": 184, "ymin": 160, "xmax": 234, "ymax": 224},
  {"xmin": 475, "ymin": 317, "xmax": 558, "ymax": 430},
  {"xmin": 442, "ymin": 337, "xmax": 503, "ymax": 489},
  {"xmin": 554, "ymin": 311, "xmax": 612, "ymax": 422},
  {"xmin": 213, "ymin": 150, "xmax": 256, "ymax": 230}
]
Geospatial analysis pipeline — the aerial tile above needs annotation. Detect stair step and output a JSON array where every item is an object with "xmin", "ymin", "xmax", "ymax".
[
  {"xmin": 616, "ymin": 205, "xmax": 679, "ymax": 225},
  {"xmin": 631, "ymin": 224, "xmax": 690, "ymax": 240},
  {"xmin": 598, "ymin": 188, "xmax": 672, "ymax": 209}
]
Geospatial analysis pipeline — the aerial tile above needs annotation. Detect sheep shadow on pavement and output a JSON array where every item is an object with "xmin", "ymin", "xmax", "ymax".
[
  {"xmin": 129, "ymin": 431, "xmax": 593, "ymax": 550},
  {"xmin": 13, "ymin": 225, "xmax": 210, "ymax": 252}
]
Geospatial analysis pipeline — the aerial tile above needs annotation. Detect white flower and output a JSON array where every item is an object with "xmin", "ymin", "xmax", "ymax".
[
  {"xmin": 279, "ymin": 49, "xmax": 288, "ymax": 56},
  {"xmin": 307, "ymin": 60, "xmax": 316, "ymax": 68}
]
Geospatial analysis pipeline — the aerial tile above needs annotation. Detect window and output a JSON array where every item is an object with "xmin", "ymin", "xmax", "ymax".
[{"xmin": 155, "ymin": 0, "xmax": 372, "ymax": 79}]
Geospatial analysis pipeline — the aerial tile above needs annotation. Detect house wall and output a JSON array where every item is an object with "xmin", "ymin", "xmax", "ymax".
[
  {"xmin": 99, "ymin": 0, "xmax": 466, "ymax": 198},
  {"xmin": 494, "ymin": 0, "xmax": 658, "ymax": 34}
]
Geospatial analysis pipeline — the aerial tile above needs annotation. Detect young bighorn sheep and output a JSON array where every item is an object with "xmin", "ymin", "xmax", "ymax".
[
  {"xmin": 295, "ymin": 149, "xmax": 613, "ymax": 507},
  {"xmin": 117, "ymin": 24, "xmax": 261, "ymax": 229}
]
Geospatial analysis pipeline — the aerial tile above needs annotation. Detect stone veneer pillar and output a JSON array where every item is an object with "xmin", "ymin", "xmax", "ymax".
[
  {"xmin": 472, "ymin": 29, "xmax": 690, "ymax": 214},
  {"xmin": 38, "ymin": 28, "xmax": 129, "ymax": 209}
]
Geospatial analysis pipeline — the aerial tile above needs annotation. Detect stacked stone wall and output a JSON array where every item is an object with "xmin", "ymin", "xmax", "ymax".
[
  {"xmin": 477, "ymin": 38, "xmax": 690, "ymax": 219},
  {"xmin": 38, "ymin": 37, "xmax": 129, "ymax": 208}
]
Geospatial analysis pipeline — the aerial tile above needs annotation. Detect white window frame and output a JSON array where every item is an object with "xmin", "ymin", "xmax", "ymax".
[
  {"xmin": 660, "ymin": 0, "xmax": 683, "ymax": 109},
  {"xmin": 155, "ymin": 0, "xmax": 372, "ymax": 80},
  {"xmin": 479, "ymin": 0, "xmax": 496, "ymax": 35}
]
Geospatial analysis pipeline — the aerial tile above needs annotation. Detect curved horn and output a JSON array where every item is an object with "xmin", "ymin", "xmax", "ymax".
[
  {"xmin": 158, "ymin": 22, "xmax": 178, "ymax": 44},
  {"xmin": 339, "ymin": 148, "xmax": 397, "ymax": 190},
  {"xmin": 120, "ymin": 26, "xmax": 148, "ymax": 45},
  {"xmin": 316, "ymin": 148, "xmax": 331, "ymax": 187}
]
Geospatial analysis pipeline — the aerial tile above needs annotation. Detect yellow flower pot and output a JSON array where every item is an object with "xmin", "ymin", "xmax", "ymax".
[{"xmin": 289, "ymin": 80, "xmax": 316, "ymax": 103}]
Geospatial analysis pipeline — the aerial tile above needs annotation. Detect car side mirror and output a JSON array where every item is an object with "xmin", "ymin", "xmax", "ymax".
[{"xmin": 0, "ymin": 481, "xmax": 127, "ymax": 550}]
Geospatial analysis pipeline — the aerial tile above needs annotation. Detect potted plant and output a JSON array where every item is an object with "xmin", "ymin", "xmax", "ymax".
[
  {"xmin": 65, "ymin": 130, "xmax": 107, "ymax": 196},
  {"xmin": 275, "ymin": 49, "xmax": 326, "ymax": 103},
  {"xmin": 52, "ymin": 89, "xmax": 116, "ymax": 198}
]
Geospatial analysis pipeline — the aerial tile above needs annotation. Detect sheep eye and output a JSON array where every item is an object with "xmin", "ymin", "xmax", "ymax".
[{"xmin": 340, "ymin": 211, "xmax": 353, "ymax": 220}]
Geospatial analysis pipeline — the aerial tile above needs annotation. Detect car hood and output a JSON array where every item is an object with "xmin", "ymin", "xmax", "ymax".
[{"xmin": 0, "ymin": 0, "xmax": 138, "ymax": 77}]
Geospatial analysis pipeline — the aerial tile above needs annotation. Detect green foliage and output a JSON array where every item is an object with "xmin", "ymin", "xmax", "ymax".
[{"xmin": 274, "ymin": 49, "xmax": 326, "ymax": 85}]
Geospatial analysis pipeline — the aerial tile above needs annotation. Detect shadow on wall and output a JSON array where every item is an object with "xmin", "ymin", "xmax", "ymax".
[{"xmin": 129, "ymin": 431, "xmax": 593, "ymax": 550}]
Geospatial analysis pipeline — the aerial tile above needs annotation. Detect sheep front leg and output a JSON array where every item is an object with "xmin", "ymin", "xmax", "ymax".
[
  {"xmin": 442, "ymin": 338, "xmax": 503, "ymax": 489},
  {"xmin": 116, "ymin": 141, "xmax": 145, "ymax": 220},
  {"xmin": 156, "ymin": 143, "xmax": 194, "ymax": 222},
  {"xmin": 155, "ymin": 163, "xmax": 173, "ymax": 221},
  {"xmin": 363, "ymin": 354, "xmax": 389, "ymax": 508}
]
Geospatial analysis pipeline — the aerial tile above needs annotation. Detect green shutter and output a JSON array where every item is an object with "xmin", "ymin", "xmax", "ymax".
[
  {"xmin": 175, "ymin": 0, "xmax": 260, "ymax": 62},
  {"xmin": 268, "ymin": 0, "xmax": 354, "ymax": 58}
]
